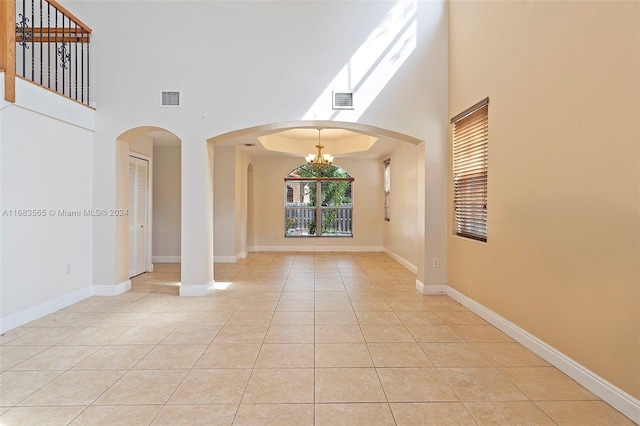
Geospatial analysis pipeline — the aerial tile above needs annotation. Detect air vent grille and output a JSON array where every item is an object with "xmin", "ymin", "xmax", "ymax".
[
  {"xmin": 161, "ymin": 91, "xmax": 181, "ymax": 107},
  {"xmin": 244, "ymin": 143, "xmax": 256, "ymax": 147},
  {"xmin": 332, "ymin": 91, "xmax": 354, "ymax": 110}
]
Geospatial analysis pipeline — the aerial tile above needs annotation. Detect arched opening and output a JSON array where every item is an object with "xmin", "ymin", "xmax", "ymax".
[
  {"xmin": 115, "ymin": 126, "xmax": 182, "ymax": 292},
  {"xmin": 208, "ymin": 120, "xmax": 427, "ymax": 278}
]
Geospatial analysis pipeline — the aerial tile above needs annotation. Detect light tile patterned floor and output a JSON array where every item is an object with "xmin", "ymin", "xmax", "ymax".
[{"xmin": 0, "ymin": 252, "xmax": 635, "ymax": 425}]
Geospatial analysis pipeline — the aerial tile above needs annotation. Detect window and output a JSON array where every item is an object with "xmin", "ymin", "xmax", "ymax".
[
  {"xmin": 383, "ymin": 158, "xmax": 390, "ymax": 221},
  {"xmin": 286, "ymin": 185, "xmax": 294, "ymax": 203},
  {"xmin": 451, "ymin": 98, "xmax": 489, "ymax": 242},
  {"xmin": 285, "ymin": 165, "xmax": 353, "ymax": 237}
]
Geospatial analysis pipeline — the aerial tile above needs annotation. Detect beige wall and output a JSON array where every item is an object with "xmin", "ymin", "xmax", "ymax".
[
  {"xmin": 235, "ymin": 149, "xmax": 248, "ymax": 257},
  {"xmin": 213, "ymin": 146, "xmax": 238, "ymax": 258},
  {"xmin": 247, "ymin": 163, "xmax": 256, "ymax": 252},
  {"xmin": 215, "ymin": 144, "xmax": 421, "ymax": 260},
  {"xmin": 152, "ymin": 146, "xmax": 181, "ymax": 259},
  {"xmin": 129, "ymin": 136, "xmax": 153, "ymax": 158},
  {"xmin": 448, "ymin": 1, "xmax": 639, "ymax": 398},
  {"xmin": 383, "ymin": 143, "xmax": 420, "ymax": 269}
]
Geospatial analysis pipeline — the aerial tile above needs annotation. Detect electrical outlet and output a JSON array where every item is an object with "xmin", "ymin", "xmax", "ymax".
[
  {"xmin": 66, "ymin": 264, "xmax": 71, "ymax": 274},
  {"xmin": 432, "ymin": 258, "xmax": 439, "ymax": 268}
]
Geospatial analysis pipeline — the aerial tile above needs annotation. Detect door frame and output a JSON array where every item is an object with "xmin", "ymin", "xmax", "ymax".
[{"xmin": 128, "ymin": 153, "xmax": 154, "ymax": 276}]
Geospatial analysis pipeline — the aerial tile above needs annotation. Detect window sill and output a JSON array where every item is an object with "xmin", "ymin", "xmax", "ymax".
[
  {"xmin": 285, "ymin": 235, "xmax": 353, "ymax": 238},
  {"xmin": 451, "ymin": 235, "xmax": 487, "ymax": 245}
]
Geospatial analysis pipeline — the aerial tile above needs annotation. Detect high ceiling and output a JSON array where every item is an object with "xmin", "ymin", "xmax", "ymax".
[
  {"xmin": 149, "ymin": 126, "xmax": 412, "ymax": 160},
  {"xmin": 213, "ymin": 127, "xmax": 406, "ymax": 160}
]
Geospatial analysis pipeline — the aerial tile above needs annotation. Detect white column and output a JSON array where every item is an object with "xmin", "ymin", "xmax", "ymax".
[
  {"xmin": 92, "ymin": 133, "xmax": 131, "ymax": 295},
  {"xmin": 180, "ymin": 137, "xmax": 214, "ymax": 296}
]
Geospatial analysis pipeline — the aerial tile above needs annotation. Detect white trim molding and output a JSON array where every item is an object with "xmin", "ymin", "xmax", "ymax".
[
  {"xmin": 93, "ymin": 280, "xmax": 131, "ymax": 296},
  {"xmin": 128, "ymin": 152, "xmax": 154, "ymax": 275},
  {"xmin": 383, "ymin": 248, "xmax": 417, "ymax": 273},
  {"xmin": 213, "ymin": 253, "xmax": 248, "ymax": 263},
  {"xmin": 0, "ymin": 287, "xmax": 93, "ymax": 333},
  {"xmin": 254, "ymin": 245, "xmax": 383, "ymax": 252},
  {"xmin": 415, "ymin": 279, "xmax": 447, "ymax": 295},
  {"xmin": 180, "ymin": 281, "xmax": 215, "ymax": 297},
  {"xmin": 445, "ymin": 286, "xmax": 640, "ymax": 424},
  {"xmin": 152, "ymin": 256, "xmax": 181, "ymax": 263}
]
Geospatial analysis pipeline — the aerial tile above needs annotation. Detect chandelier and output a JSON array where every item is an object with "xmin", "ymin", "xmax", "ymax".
[{"xmin": 305, "ymin": 128, "xmax": 334, "ymax": 172}]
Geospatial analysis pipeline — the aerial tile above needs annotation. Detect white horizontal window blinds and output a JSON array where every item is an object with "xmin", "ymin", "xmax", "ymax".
[{"xmin": 452, "ymin": 99, "xmax": 489, "ymax": 242}]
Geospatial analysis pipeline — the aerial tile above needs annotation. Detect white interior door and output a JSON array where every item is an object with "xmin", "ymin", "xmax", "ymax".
[{"xmin": 129, "ymin": 156, "xmax": 149, "ymax": 278}]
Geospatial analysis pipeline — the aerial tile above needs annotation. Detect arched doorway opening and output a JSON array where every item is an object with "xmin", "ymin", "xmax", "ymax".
[
  {"xmin": 115, "ymin": 126, "xmax": 182, "ymax": 290},
  {"xmin": 207, "ymin": 120, "xmax": 427, "ymax": 279}
]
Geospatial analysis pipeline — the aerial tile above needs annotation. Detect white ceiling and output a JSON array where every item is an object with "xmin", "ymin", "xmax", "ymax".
[
  {"xmin": 216, "ymin": 127, "xmax": 406, "ymax": 160},
  {"xmin": 150, "ymin": 126, "xmax": 408, "ymax": 160}
]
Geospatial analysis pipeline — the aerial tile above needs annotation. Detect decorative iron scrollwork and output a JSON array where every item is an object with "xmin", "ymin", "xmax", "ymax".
[
  {"xmin": 57, "ymin": 43, "xmax": 71, "ymax": 69},
  {"xmin": 16, "ymin": 14, "xmax": 33, "ymax": 48}
]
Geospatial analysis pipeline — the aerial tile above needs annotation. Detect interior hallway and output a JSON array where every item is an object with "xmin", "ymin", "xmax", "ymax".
[{"xmin": 0, "ymin": 252, "xmax": 634, "ymax": 425}]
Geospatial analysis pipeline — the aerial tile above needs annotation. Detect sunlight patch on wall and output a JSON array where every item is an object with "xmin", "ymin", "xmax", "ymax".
[{"xmin": 303, "ymin": 0, "xmax": 417, "ymax": 122}]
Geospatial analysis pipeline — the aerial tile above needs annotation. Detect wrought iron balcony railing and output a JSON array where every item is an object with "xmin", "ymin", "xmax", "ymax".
[{"xmin": 1, "ymin": 0, "xmax": 91, "ymax": 106}]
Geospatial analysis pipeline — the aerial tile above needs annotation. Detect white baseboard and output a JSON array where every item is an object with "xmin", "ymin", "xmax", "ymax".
[
  {"xmin": 180, "ymin": 281, "xmax": 215, "ymax": 296},
  {"xmin": 212, "ymin": 252, "xmax": 252, "ymax": 263},
  {"xmin": 445, "ymin": 286, "xmax": 640, "ymax": 424},
  {"xmin": 0, "ymin": 286, "xmax": 93, "ymax": 333},
  {"xmin": 152, "ymin": 256, "xmax": 181, "ymax": 263},
  {"xmin": 383, "ymin": 248, "xmax": 417, "ymax": 273},
  {"xmin": 415, "ymin": 279, "xmax": 447, "ymax": 295},
  {"xmin": 254, "ymin": 245, "xmax": 383, "ymax": 252},
  {"xmin": 93, "ymin": 280, "xmax": 131, "ymax": 296}
]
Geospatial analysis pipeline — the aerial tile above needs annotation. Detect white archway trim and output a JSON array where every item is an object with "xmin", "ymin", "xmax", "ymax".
[{"xmin": 207, "ymin": 120, "xmax": 423, "ymax": 146}]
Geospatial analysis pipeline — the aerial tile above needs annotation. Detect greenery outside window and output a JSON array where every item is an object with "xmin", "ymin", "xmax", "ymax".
[{"xmin": 285, "ymin": 165, "xmax": 353, "ymax": 237}]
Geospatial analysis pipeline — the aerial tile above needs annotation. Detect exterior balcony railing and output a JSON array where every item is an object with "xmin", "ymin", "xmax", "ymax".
[
  {"xmin": 286, "ymin": 203, "xmax": 353, "ymax": 237},
  {"xmin": 1, "ymin": 0, "xmax": 91, "ymax": 106}
]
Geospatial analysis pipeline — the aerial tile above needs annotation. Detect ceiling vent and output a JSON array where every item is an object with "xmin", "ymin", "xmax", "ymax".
[
  {"xmin": 332, "ymin": 91, "xmax": 354, "ymax": 110},
  {"xmin": 161, "ymin": 91, "xmax": 181, "ymax": 107},
  {"xmin": 244, "ymin": 143, "xmax": 256, "ymax": 147}
]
